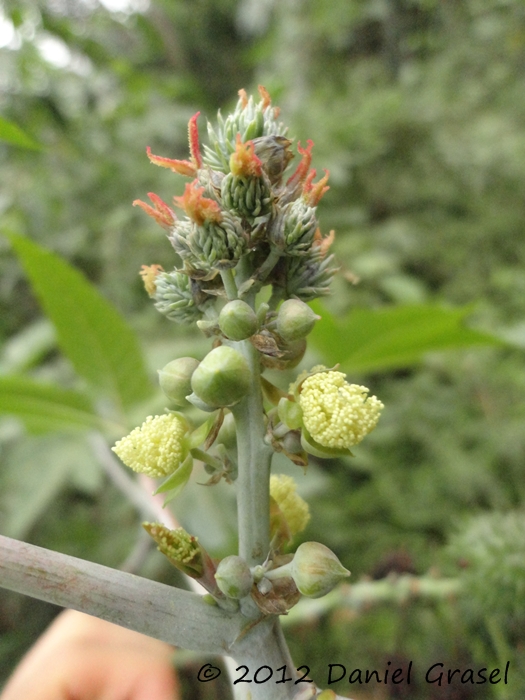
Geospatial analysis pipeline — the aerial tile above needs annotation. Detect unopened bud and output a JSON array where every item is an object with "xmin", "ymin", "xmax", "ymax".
[
  {"xmin": 191, "ymin": 345, "xmax": 251, "ymax": 408},
  {"xmin": 291, "ymin": 542, "xmax": 349, "ymax": 599},
  {"xmin": 276, "ymin": 299, "xmax": 320, "ymax": 342},
  {"xmin": 219, "ymin": 300, "xmax": 259, "ymax": 341},
  {"xmin": 158, "ymin": 357, "xmax": 200, "ymax": 405},
  {"xmin": 215, "ymin": 555, "xmax": 254, "ymax": 599}
]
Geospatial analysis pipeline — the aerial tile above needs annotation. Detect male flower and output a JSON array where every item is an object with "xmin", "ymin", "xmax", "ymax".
[
  {"xmin": 299, "ymin": 370, "xmax": 383, "ymax": 450},
  {"xmin": 112, "ymin": 413, "xmax": 188, "ymax": 478},
  {"xmin": 270, "ymin": 474, "xmax": 310, "ymax": 537}
]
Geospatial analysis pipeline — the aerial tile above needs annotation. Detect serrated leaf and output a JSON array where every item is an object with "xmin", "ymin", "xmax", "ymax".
[
  {"xmin": 309, "ymin": 303, "xmax": 503, "ymax": 375},
  {"xmin": 0, "ymin": 376, "xmax": 102, "ymax": 433},
  {"xmin": 0, "ymin": 116, "xmax": 41, "ymax": 150},
  {"xmin": 7, "ymin": 234, "xmax": 153, "ymax": 409}
]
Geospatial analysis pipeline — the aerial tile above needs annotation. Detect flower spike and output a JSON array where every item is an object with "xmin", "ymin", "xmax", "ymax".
[
  {"xmin": 173, "ymin": 181, "xmax": 222, "ymax": 226},
  {"xmin": 133, "ymin": 192, "xmax": 177, "ymax": 229},
  {"xmin": 146, "ymin": 146, "xmax": 197, "ymax": 177}
]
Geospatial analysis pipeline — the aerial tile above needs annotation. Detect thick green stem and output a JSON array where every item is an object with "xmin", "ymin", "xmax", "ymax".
[
  {"xmin": 221, "ymin": 268, "xmax": 238, "ymax": 300},
  {"xmin": 232, "ymin": 339, "xmax": 273, "ymax": 567},
  {"xmin": 0, "ymin": 535, "xmax": 242, "ymax": 654}
]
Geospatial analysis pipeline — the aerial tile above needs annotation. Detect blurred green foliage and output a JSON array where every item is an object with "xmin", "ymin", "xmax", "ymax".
[{"xmin": 1, "ymin": 0, "xmax": 525, "ymax": 698}]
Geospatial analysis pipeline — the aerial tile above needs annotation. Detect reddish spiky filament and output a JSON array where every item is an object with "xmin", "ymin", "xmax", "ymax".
[
  {"xmin": 139, "ymin": 264, "xmax": 164, "ymax": 297},
  {"xmin": 146, "ymin": 112, "xmax": 202, "ymax": 176},
  {"xmin": 258, "ymin": 85, "xmax": 272, "ymax": 110},
  {"xmin": 146, "ymin": 147, "xmax": 197, "ymax": 177},
  {"xmin": 312, "ymin": 228, "xmax": 335, "ymax": 258},
  {"xmin": 173, "ymin": 181, "xmax": 222, "ymax": 226},
  {"xmin": 188, "ymin": 111, "xmax": 202, "ymax": 169},
  {"xmin": 286, "ymin": 140, "xmax": 314, "ymax": 191},
  {"xmin": 229, "ymin": 133, "xmax": 263, "ymax": 178},
  {"xmin": 133, "ymin": 193, "xmax": 176, "ymax": 229},
  {"xmin": 303, "ymin": 169, "xmax": 330, "ymax": 206},
  {"xmin": 238, "ymin": 88, "xmax": 248, "ymax": 109}
]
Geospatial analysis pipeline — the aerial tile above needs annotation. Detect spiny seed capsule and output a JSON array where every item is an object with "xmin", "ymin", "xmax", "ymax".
[
  {"xmin": 219, "ymin": 299, "xmax": 259, "ymax": 341},
  {"xmin": 158, "ymin": 357, "xmax": 200, "ymax": 405},
  {"xmin": 190, "ymin": 345, "xmax": 251, "ymax": 408},
  {"xmin": 276, "ymin": 299, "xmax": 320, "ymax": 342},
  {"xmin": 215, "ymin": 555, "xmax": 254, "ymax": 599}
]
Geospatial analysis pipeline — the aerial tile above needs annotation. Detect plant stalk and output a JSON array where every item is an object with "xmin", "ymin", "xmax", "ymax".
[{"xmin": 0, "ymin": 535, "xmax": 242, "ymax": 655}]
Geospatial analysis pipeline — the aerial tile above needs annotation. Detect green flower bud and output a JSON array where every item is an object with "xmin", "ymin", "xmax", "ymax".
[
  {"xmin": 215, "ymin": 555, "xmax": 254, "ymax": 599},
  {"xmin": 270, "ymin": 200, "xmax": 317, "ymax": 255},
  {"xmin": 153, "ymin": 269, "xmax": 214, "ymax": 324},
  {"xmin": 285, "ymin": 249, "xmax": 339, "ymax": 302},
  {"xmin": 158, "ymin": 357, "xmax": 200, "ymax": 405},
  {"xmin": 219, "ymin": 300, "xmax": 259, "ymax": 341},
  {"xmin": 291, "ymin": 542, "xmax": 349, "ymax": 599},
  {"xmin": 221, "ymin": 172, "xmax": 273, "ymax": 220},
  {"xmin": 276, "ymin": 299, "xmax": 320, "ymax": 342},
  {"xmin": 191, "ymin": 345, "xmax": 251, "ymax": 408},
  {"xmin": 278, "ymin": 397, "xmax": 303, "ymax": 430}
]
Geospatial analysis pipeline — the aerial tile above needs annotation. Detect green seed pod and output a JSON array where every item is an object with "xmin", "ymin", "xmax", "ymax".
[
  {"xmin": 219, "ymin": 300, "xmax": 259, "ymax": 341},
  {"xmin": 191, "ymin": 345, "xmax": 251, "ymax": 408},
  {"xmin": 215, "ymin": 555, "xmax": 254, "ymax": 599},
  {"xmin": 291, "ymin": 542, "xmax": 350, "ymax": 599},
  {"xmin": 276, "ymin": 299, "xmax": 320, "ymax": 342},
  {"xmin": 158, "ymin": 357, "xmax": 200, "ymax": 405}
]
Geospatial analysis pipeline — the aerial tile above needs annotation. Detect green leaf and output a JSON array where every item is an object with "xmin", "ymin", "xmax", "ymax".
[
  {"xmin": 7, "ymin": 234, "xmax": 153, "ymax": 409},
  {"xmin": 0, "ymin": 116, "xmax": 41, "ymax": 150},
  {"xmin": 0, "ymin": 436, "xmax": 74, "ymax": 538},
  {"xmin": 154, "ymin": 453, "xmax": 194, "ymax": 506},
  {"xmin": 0, "ymin": 376, "xmax": 102, "ymax": 433},
  {"xmin": 309, "ymin": 303, "xmax": 503, "ymax": 375}
]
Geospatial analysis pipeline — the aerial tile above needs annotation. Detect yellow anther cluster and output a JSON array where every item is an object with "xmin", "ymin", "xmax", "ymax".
[
  {"xmin": 112, "ymin": 413, "xmax": 186, "ymax": 477},
  {"xmin": 299, "ymin": 371, "xmax": 383, "ymax": 449},
  {"xmin": 270, "ymin": 474, "xmax": 310, "ymax": 536}
]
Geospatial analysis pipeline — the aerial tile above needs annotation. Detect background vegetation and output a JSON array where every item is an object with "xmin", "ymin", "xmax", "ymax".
[{"xmin": 1, "ymin": 0, "xmax": 525, "ymax": 698}]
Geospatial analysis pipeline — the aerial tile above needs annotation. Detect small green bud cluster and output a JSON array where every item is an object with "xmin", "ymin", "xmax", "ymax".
[{"xmin": 136, "ymin": 87, "xmax": 337, "ymax": 329}]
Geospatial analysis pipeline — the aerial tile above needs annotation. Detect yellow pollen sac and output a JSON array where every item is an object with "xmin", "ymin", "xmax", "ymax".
[
  {"xmin": 270, "ymin": 474, "xmax": 310, "ymax": 536},
  {"xmin": 299, "ymin": 371, "xmax": 383, "ymax": 449},
  {"xmin": 112, "ymin": 414, "xmax": 187, "ymax": 478}
]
